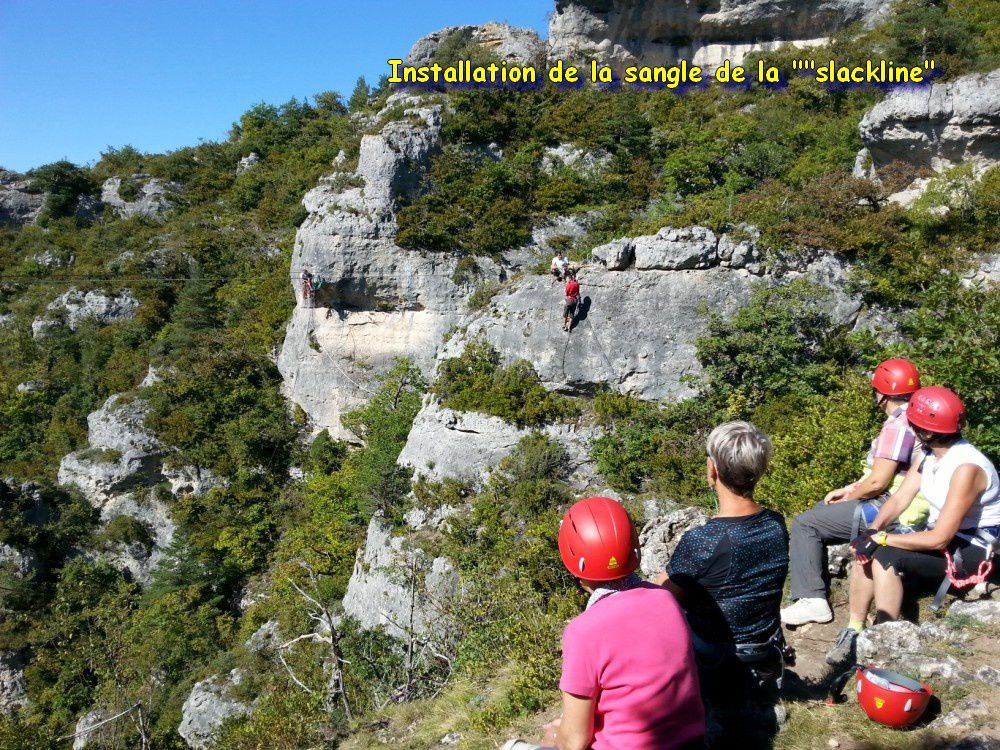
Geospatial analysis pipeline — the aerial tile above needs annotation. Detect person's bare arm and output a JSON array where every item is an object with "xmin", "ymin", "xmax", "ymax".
[
  {"xmin": 884, "ymin": 464, "xmax": 986, "ymax": 552},
  {"xmin": 825, "ymin": 457, "xmax": 900, "ymax": 504},
  {"xmin": 868, "ymin": 458, "xmax": 924, "ymax": 530},
  {"xmin": 555, "ymin": 692, "xmax": 594, "ymax": 750}
]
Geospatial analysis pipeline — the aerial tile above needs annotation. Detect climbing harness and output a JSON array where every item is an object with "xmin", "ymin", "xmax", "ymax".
[
  {"xmin": 931, "ymin": 526, "xmax": 998, "ymax": 610},
  {"xmin": 735, "ymin": 627, "xmax": 795, "ymax": 690}
]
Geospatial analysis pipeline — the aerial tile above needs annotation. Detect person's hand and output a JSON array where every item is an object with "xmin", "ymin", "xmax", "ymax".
[
  {"xmin": 851, "ymin": 528, "xmax": 879, "ymax": 564},
  {"xmin": 824, "ymin": 485, "xmax": 854, "ymax": 504},
  {"xmin": 651, "ymin": 571, "xmax": 669, "ymax": 586},
  {"xmin": 542, "ymin": 717, "xmax": 561, "ymax": 745}
]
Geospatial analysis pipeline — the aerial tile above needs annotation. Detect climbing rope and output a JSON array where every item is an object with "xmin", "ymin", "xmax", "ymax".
[{"xmin": 943, "ymin": 549, "xmax": 995, "ymax": 589}]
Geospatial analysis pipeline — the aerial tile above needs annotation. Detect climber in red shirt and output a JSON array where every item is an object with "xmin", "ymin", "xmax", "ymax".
[{"xmin": 563, "ymin": 270, "xmax": 580, "ymax": 332}]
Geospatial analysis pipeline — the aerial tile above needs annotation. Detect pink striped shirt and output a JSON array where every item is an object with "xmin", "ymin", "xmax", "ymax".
[{"xmin": 866, "ymin": 406, "xmax": 917, "ymax": 476}]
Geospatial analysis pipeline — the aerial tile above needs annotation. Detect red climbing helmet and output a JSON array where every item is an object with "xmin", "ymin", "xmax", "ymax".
[
  {"xmin": 871, "ymin": 358, "xmax": 921, "ymax": 397},
  {"xmin": 558, "ymin": 497, "xmax": 640, "ymax": 581},
  {"xmin": 856, "ymin": 666, "xmax": 933, "ymax": 729},
  {"xmin": 908, "ymin": 386, "xmax": 965, "ymax": 435}
]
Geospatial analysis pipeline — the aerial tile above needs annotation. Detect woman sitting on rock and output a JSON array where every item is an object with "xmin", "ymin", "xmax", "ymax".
[
  {"xmin": 827, "ymin": 386, "xmax": 1000, "ymax": 667},
  {"xmin": 653, "ymin": 421, "xmax": 790, "ymax": 700},
  {"xmin": 502, "ymin": 496, "xmax": 704, "ymax": 750}
]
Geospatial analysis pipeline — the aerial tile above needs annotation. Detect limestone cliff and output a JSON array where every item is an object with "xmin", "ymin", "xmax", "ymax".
[
  {"xmin": 276, "ymin": 93, "xmax": 517, "ymax": 440},
  {"xmin": 547, "ymin": 0, "xmax": 892, "ymax": 71}
]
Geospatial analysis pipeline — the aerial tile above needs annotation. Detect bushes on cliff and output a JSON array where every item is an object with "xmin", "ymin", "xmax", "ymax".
[{"xmin": 434, "ymin": 339, "xmax": 580, "ymax": 427}]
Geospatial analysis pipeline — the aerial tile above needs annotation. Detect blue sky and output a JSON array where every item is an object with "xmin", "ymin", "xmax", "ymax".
[{"xmin": 0, "ymin": 0, "xmax": 550, "ymax": 172}]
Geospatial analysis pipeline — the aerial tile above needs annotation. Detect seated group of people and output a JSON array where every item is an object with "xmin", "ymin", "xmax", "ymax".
[{"xmin": 504, "ymin": 358, "xmax": 998, "ymax": 750}]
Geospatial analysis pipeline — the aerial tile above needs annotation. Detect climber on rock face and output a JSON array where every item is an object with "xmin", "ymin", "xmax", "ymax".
[
  {"xmin": 653, "ymin": 422, "xmax": 791, "ymax": 711},
  {"xmin": 781, "ymin": 358, "xmax": 928, "ymax": 629},
  {"xmin": 502, "ymin": 496, "xmax": 705, "ymax": 750},
  {"xmin": 300, "ymin": 269, "xmax": 314, "ymax": 307},
  {"xmin": 550, "ymin": 250, "xmax": 570, "ymax": 282},
  {"xmin": 826, "ymin": 386, "xmax": 1000, "ymax": 667},
  {"xmin": 562, "ymin": 270, "xmax": 580, "ymax": 333}
]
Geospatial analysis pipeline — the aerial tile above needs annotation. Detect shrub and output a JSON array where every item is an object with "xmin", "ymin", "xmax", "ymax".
[
  {"xmin": 434, "ymin": 340, "xmax": 579, "ymax": 427},
  {"xmin": 757, "ymin": 376, "xmax": 880, "ymax": 516}
]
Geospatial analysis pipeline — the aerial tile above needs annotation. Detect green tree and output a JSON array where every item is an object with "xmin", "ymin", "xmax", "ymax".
[
  {"xmin": 348, "ymin": 76, "xmax": 370, "ymax": 112},
  {"xmin": 28, "ymin": 160, "xmax": 97, "ymax": 222}
]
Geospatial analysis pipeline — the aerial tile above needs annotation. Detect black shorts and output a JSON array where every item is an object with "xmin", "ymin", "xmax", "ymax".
[
  {"xmin": 563, "ymin": 299, "xmax": 578, "ymax": 318},
  {"xmin": 874, "ymin": 538, "xmax": 990, "ymax": 582}
]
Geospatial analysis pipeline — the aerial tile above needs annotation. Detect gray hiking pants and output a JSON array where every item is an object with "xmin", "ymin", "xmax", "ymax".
[{"xmin": 789, "ymin": 499, "xmax": 859, "ymax": 600}]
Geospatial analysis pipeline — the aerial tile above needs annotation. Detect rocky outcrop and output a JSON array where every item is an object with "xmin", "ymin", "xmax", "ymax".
[
  {"xmin": 406, "ymin": 23, "xmax": 545, "ymax": 67},
  {"xmin": 178, "ymin": 670, "xmax": 252, "ymax": 750},
  {"xmin": 439, "ymin": 229, "xmax": 859, "ymax": 402},
  {"xmin": 235, "ymin": 153, "xmax": 260, "ymax": 176},
  {"xmin": 548, "ymin": 0, "xmax": 891, "ymax": 71},
  {"xmin": 101, "ymin": 175, "xmax": 178, "ymax": 219},
  {"xmin": 72, "ymin": 709, "xmax": 109, "ymax": 750},
  {"xmin": 277, "ymin": 93, "xmax": 516, "ymax": 440},
  {"xmin": 58, "ymin": 395, "xmax": 164, "ymax": 507},
  {"xmin": 949, "ymin": 599, "xmax": 1000, "ymax": 626},
  {"xmin": 0, "ymin": 170, "xmax": 45, "ymax": 228},
  {"xmin": 856, "ymin": 69, "xmax": 1000, "ymax": 203},
  {"xmin": 638, "ymin": 506, "xmax": 711, "ymax": 577},
  {"xmin": 397, "ymin": 400, "xmax": 601, "ymax": 488},
  {"xmin": 342, "ymin": 517, "xmax": 459, "ymax": 639},
  {"xmin": 0, "ymin": 651, "xmax": 27, "ymax": 714},
  {"xmin": 854, "ymin": 619, "xmax": 989, "ymax": 685},
  {"xmin": 0, "ymin": 543, "xmax": 38, "ymax": 580},
  {"xmin": 541, "ymin": 144, "xmax": 612, "ymax": 176},
  {"xmin": 32, "ymin": 288, "xmax": 140, "ymax": 338}
]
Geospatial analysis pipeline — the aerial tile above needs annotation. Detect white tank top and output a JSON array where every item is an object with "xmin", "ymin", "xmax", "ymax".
[{"xmin": 921, "ymin": 440, "xmax": 1000, "ymax": 530}]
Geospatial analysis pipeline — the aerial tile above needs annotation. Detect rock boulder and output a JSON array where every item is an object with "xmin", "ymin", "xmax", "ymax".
[
  {"xmin": 638, "ymin": 506, "xmax": 711, "ymax": 577},
  {"xmin": 178, "ymin": 670, "xmax": 252, "ymax": 750},
  {"xmin": 548, "ymin": 0, "xmax": 891, "ymax": 72},
  {"xmin": 0, "ymin": 651, "xmax": 27, "ymax": 715},
  {"xmin": 406, "ymin": 23, "xmax": 545, "ymax": 68},
  {"xmin": 101, "ymin": 175, "xmax": 179, "ymax": 219}
]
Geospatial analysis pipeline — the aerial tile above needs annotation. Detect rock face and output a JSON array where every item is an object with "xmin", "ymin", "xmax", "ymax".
[
  {"xmin": 235, "ymin": 153, "xmax": 260, "ymax": 176},
  {"xmin": 397, "ymin": 400, "xmax": 601, "ymax": 488},
  {"xmin": 178, "ymin": 670, "xmax": 252, "ymax": 750},
  {"xmin": 342, "ymin": 517, "xmax": 459, "ymax": 639},
  {"xmin": 548, "ymin": 0, "xmax": 891, "ymax": 71},
  {"xmin": 32, "ymin": 288, "xmax": 140, "ymax": 338},
  {"xmin": 638, "ymin": 506, "xmax": 711, "ymax": 577},
  {"xmin": 0, "ymin": 170, "xmax": 45, "ymax": 228},
  {"xmin": 55, "ymin": 385, "xmax": 213, "ymax": 586},
  {"xmin": 58, "ymin": 395, "xmax": 164, "ymax": 507},
  {"xmin": 857, "ymin": 69, "xmax": 1000, "ymax": 202},
  {"xmin": 439, "ymin": 229, "xmax": 859, "ymax": 402},
  {"xmin": 406, "ymin": 23, "xmax": 545, "ymax": 67},
  {"xmin": 0, "ymin": 651, "xmax": 27, "ymax": 714},
  {"xmin": 101, "ymin": 175, "xmax": 178, "ymax": 219},
  {"xmin": 277, "ymin": 93, "xmax": 515, "ymax": 440},
  {"xmin": 72, "ymin": 709, "xmax": 108, "ymax": 750},
  {"xmin": 541, "ymin": 144, "xmax": 612, "ymax": 176}
]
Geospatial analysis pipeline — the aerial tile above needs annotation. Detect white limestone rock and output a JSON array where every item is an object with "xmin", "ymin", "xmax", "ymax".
[
  {"xmin": 235, "ymin": 152, "xmax": 260, "ymax": 176},
  {"xmin": 0, "ymin": 170, "xmax": 44, "ymax": 228},
  {"xmin": 397, "ymin": 400, "xmax": 601, "ymax": 489},
  {"xmin": 949, "ymin": 599, "xmax": 1000, "ymax": 626},
  {"xmin": 547, "ymin": 0, "xmax": 891, "ymax": 72},
  {"xmin": 101, "ymin": 175, "xmax": 179, "ymax": 219},
  {"xmin": 178, "ymin": 670, "xmax": 252, "ymax": 750},
  {"xmin": 406, "ymin": 23, "xmax": 545, "ymax": 68},
  {"xmin": 72, "ymin": 709, "xmax": 109, "ymax": 749},
  {"xmin": 342, "ymin": 517, "xmax": 459, "ymax": 640},
  {"xmin": 540, "ymin": 144, "xmax": 612, "ymax": 176},
  {"xmin": 58, "ymin": 395, "xmax": 164, "ymax": 508},
  {"xmin": 858, "ymin": 69, "xmax": 1000, "ymax": 203},
  {"xmin": 0, "ymin": 651, "xmax": 27, "ymax": 715},
  {"xmin": 277, "ymin": 93, "xmax": 516, "ymax": 440},
  {"xmin": 639, "ymin": 506, "xmax": 712, "ymax": 577},
  {"xmin": 33, "ymin": 288, "xmax": 140, "ymax": 338}
]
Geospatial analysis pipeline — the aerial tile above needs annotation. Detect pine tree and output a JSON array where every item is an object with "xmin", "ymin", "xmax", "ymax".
[{"xmin": 348, "ymin": 76, "xmax": 370, "ymax": 112}]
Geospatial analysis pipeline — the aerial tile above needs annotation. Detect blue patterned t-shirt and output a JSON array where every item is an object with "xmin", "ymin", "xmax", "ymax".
[{"xmin": 667, "ymin": 508, "xmax": 788, "ymax": 647}]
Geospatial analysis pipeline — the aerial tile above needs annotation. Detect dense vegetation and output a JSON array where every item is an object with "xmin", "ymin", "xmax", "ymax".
[{"xmin": 1, "ymin": 1, "xmax": 998, "ymax": 748}]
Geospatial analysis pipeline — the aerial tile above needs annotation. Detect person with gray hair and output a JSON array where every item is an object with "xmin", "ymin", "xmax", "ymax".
[{"xmin": 654, "ymin": 421, "xmax": 790, "ymax": 714}]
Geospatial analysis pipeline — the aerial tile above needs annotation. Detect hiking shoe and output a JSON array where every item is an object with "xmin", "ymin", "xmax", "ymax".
[
  {"xmin": 825, "ymin": 628, "xmax": 859, "ymax": 667},
  {"xmin": 781, "ymin": 597, "xmax": 834, "ymax": 626}
]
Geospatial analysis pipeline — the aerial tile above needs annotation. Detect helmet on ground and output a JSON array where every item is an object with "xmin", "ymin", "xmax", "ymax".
[
  {"xmin": 907, "ymin": 386, "xmax": 965, "ymax": 435},
  {"xmin": 856, "ymin": 666, "xmax": 933, "ymax": 729},
  {"xmin": 558, "ymin": 496, "xmax": 640, "ymax": 581},
  {"xmin": 871, "ymin": 358, "xmax": 920, "ymax": 397}
]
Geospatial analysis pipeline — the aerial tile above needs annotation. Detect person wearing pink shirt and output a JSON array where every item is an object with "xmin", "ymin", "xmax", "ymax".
[{"xmin": 502, "ymin": 496, "xmax": 704, "ymax": 750}]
